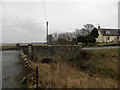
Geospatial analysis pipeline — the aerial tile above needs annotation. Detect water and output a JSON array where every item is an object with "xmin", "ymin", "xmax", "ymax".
[
  {"xmin": 0, "ymin": 51, "xmax": 2, "ymax": 89},
  {"xmin": 2, "ymin": 50, "xmax": 23, "ymax": 88}
]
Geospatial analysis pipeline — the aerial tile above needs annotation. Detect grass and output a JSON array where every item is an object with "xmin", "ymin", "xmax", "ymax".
[
  {"xmin": 31, "ymin": 62, "xmax": 118, "ymax": 88},
  {"xmin": 71, "ymin": 49, "xmax": 119, "ymax": 79},
  {"xmin": 81, "ymin": 42, "xmax": 120, "ymax": 47},
  {"xmin": 21, "ymin": 48, "xmax": 119, "ymax": 88},
  {"xmin": 0, "ymin": 44, "xmax": 16, "ymax": 50},
  {"xmin": 0, "ymin": 44, "xmax": 48, "ymax": 50},
  {"xmin": 96, "ymin": 42, "xmax": 120, "ymax": 46},
  {"xmin": 20, "ymin": 44, "xmax": 48, "ymax": 46}
]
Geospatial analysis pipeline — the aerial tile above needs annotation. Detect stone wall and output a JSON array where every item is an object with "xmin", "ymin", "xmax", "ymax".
[{"xmin": 19, "ymin": 45, "xmax": 82, "ymax": 63}]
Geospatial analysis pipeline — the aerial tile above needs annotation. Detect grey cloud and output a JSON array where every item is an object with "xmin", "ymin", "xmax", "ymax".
[{"xmin": 2, "ymin": 18, "xmax": 46, "ymax": 43}]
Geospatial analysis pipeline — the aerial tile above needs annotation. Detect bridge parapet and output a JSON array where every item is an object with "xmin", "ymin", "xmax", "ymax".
[{"xmin": 19, "ymin": 45, "xmax": 82, "ymax": 63}]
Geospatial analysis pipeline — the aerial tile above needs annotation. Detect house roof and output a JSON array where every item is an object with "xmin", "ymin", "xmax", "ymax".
[{"xmin": 99, "ymin": 28, "xmax": 120, "ymax": 36}]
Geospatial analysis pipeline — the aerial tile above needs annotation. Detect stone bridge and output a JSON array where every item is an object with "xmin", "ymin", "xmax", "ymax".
[{"xmin": 18, "ymin": 45, "xmax": 82, "ymax": 63}]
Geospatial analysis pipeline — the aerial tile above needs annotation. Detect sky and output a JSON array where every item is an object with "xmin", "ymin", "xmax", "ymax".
[{"xmin": 0, "ymin": 0, "xmax": 119, "ymax": 43}]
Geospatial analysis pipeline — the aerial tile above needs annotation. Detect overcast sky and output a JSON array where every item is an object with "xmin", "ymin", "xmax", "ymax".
[{"xmin": 0, "ymin": 0, "xmax": 119, "ymax": 43}]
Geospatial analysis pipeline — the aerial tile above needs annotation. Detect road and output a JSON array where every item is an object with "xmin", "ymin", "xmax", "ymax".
[
  {"xmin": 82, "ymin": 46, "xmax": 120, "ymax": 50},
  {"xmin": 2, "ymin": 50, "xmax": 23, "ymax": 88}
]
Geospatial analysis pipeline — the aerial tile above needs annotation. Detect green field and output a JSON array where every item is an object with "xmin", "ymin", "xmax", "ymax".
[
  {"xmin": 0, "ymin": 44, "xmax": 16, "ymax": 50},
  {"xmin": 96, "ymin": 42, "xmax": 120, "ymax": 46}
]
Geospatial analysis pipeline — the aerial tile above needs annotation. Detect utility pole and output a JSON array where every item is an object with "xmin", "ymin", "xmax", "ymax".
[
  {"xmin": 36, "ymin": 67, "xmax": 38, "ymax": 88},
  {"xmin": 46, "ymin": 21, "xmax": 48, "ymax": 45}
]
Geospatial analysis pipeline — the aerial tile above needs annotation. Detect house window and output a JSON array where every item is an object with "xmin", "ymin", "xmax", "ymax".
[{"xmin": 106, "ymin": 31, "xmax": 110, "ymax": 34}]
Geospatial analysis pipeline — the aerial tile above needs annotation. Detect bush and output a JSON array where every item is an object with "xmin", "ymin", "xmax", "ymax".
[
  {"xmin": 77, "ymin": 35, "xmax": 96, "ymax": 45},
  {"xmin": 90, "ymin": 28, "xmax": 99, "ymax": 38},
  {"xmin": 69, "ymin": 49, "xmax": 118, "ymax": 80}
]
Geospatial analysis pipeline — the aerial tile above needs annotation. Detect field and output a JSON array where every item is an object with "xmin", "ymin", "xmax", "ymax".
[
  {"xmin": 21, "ymin": 48, "xmax": 119, "ymax": 88},
  {"xmin": 0, "ymin": 44, "xmax": 16, "ymax": 50},
  {"xmin": 0, "ymin": 44, "xmax": 48, "ymax": 50},
  {"xmin": 96, "ymin": 42, "xmax": 120, "ymax": 46}
]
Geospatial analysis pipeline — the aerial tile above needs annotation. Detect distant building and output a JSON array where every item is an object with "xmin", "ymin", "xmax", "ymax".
[{"xmin": 96, "ymin": 26, "xmax": 120, "ymax": 43}]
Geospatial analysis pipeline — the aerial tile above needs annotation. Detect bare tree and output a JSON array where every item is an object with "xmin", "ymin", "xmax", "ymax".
[
  {"xmin": 84, "ymin": 24, "xmax": 94, "ymax": 34},
  {"xmin": 75, "ymin": 29, "xmax": 81, "ymax": 37},
  {"xmin": 52, "ymin": 33, "xmax": 58, "ymax": 41},
  {"xmin": 48, "ymin": 34, "xmax": 53, "ymax": 44},
  {"xmin": 81, "ymin": 28, "xmax": 88, "ymax": 36},
  {"xmin": 74, "ymin": 28, "xmax": 88, "ymax": 37}
]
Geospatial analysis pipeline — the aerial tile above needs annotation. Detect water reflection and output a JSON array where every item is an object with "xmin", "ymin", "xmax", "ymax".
[
  {"xmin": 2, "ymin": 51, "xmax": 23, "ymax": 88},
  {"xmin": 0, "ymin": 51, "xmax": 2, "ymax": 89}
]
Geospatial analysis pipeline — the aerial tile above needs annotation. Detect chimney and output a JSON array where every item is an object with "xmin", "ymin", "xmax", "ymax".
[{"xmin": 98, "ymin": 24, "xmax": 100, "ymax": 30}]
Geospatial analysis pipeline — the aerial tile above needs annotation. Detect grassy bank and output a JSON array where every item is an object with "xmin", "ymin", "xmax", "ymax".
[
  {"xmin": 71, "ymin": 49, "xmax": 119, "ymax": 79},
  {"xmin": 81, "ymin": 42, "xmax": 120, "ymax": 47},
  {"xmin": 20, "ymin": 48, "xmax": 119, "ymax": 88},
  {"xmin": 0, "ymin": 44, "xmax": 49, "ymax": 50},
  {"xmin": 0, "ymin": 44, "xmax": 16, "ymax": 50},
  {"xmin": 96, "ymin": 42, "xmax": 120, "ymax": 46},
  {"xmin": 32, "ymin": 62, "xmax": 118, "ymax": 88}
]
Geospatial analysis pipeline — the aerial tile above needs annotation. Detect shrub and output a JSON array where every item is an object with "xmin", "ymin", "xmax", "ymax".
[{"xmin": 77, "ymin": 35, "xmax": 96, "ymax": 45}]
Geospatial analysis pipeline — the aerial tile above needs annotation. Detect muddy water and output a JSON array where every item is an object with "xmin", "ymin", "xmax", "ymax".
[
  {"xmin": 0, "ymin": 51, "xmax": 2, "ymax": 89},
  {"xmin": 2, "ymin": 50, "xmax": 23, "ymax": 88}
]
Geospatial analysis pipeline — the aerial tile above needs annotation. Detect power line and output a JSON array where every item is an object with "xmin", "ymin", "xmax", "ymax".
[
  {"xmin": 42, "ymin": 0, "xmax": 48, "ymax": 22},
  {"xmin": 41, "ymin": 0, "xmax": 49, "ymax": 45}
]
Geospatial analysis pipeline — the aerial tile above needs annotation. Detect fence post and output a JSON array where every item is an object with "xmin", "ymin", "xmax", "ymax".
[
  {"xmin": 16, "ymin": 44, "xmax": 20, "ymax": 50},
  {"xmin": 28, "ymin": 44, "xmax": 33, "ymax": 59},
  {"xmin": 36, "ymin": 67, "xmax": 39, "ymax": 88}
]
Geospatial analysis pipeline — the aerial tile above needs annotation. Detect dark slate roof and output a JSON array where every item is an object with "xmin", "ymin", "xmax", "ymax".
[{"xmin": 99, "ymin": 28, "xmax": 120, "ymax": 36}]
